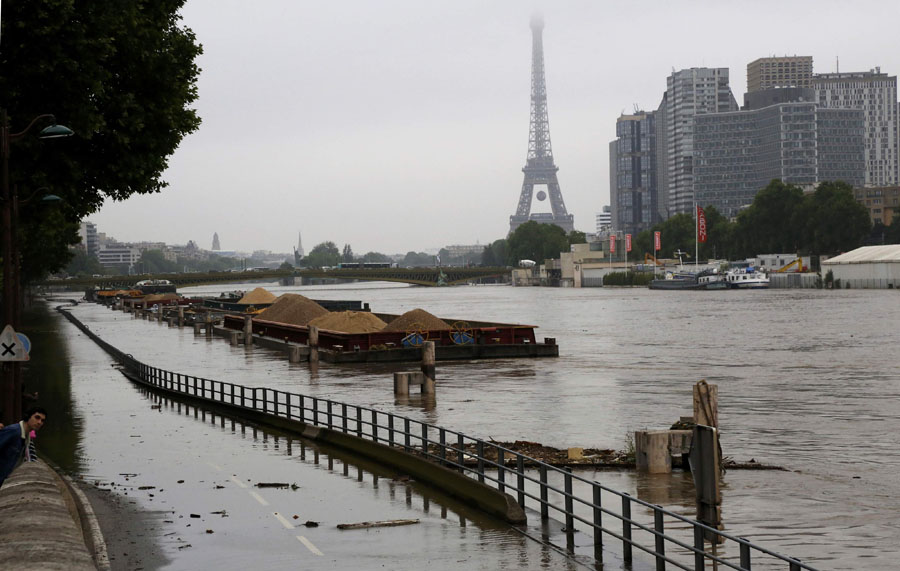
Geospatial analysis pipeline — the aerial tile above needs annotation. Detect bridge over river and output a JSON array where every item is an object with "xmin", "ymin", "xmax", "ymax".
[{"xmin": 43, "ymin": 266, "xmax": 510, "ymax": 290}]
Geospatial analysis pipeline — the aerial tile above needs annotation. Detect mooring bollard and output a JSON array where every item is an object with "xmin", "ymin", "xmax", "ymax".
[
  {"xmin": 168, "ymin": 316, "xmax": 175, "ymax": 327},
  {"xmin": 230, "ymin": 331, "xmax": 241, "ymax": 345},
  {"xmin": 193, "ymin": 322, "xmax": 201, "ymax": 335},
  {"xmin": 693, "ymin": 380, "xmax": 718, "ymax": 428},
  {"xmin": 393, "ymin": 372, "xmax": 410, "ymax": 396},
  {"xmin": 157, "ymin": 307, "xmax": 163, "ymax": 322},
  {"xmin": 288, "ymin": 345, "xmax": 304, "ymax": 363},
  {"xmin": 243, "ymin": 314, "xmax": 253, "ymax": 346},
  {"xmin": 205, "ymin": 312, "xmax": 213, "ymax": 337},
  {"xmin": 309, "ymin": 325, "xmax": 319, "ymax": 365},
  {"xmin": 421, "ymin": 340, "xmax": 435, "ymax": 394},
  {"xmin": 178, "ymin": 306, "xmax": 184, "ymax": 327}
]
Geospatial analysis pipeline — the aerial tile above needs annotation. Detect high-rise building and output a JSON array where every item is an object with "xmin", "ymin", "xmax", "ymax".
[
  {"xmin": 694, "ymin": 95, "xmax": 865, "ymax": 218},
  {"xmin": 663, "ymin": 68, "xmax": 739, "ymax": 216},
  {"xmin": 813, "ymin": 67, "xmax": 899, "ymax": 187},
  {"xmin": 212, "ymin": 232, "xmax": 220, "ymax": 251},
  {"xmin": 78, "ymin": 221, "xmax": 99, "ymax": 257},
  {"xmin": 747, "ymin": 56, "xmax": 814, "ymax": 93},
  {"xmin": 610, "ymin": 111, "xmax": 657, "ymax": 235}
]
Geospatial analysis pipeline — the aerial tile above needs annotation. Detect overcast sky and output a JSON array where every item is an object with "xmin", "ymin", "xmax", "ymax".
[{"xmin": 90, "ymin": 0, "xmax": 900, "ymax": 255}]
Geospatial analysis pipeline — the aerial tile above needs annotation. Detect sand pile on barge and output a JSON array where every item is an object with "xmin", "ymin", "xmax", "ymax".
[
  {"xmin": 255, "ymin": 294, "xmax": 328, "ymax": 326},
  {"xmin": 238, "ymin": 287, "xmax": 276, "ymax": 305},
  {"xmin": 308, "ymin": 311, "xmax": 388, "ymax": 333},
  {"xmin": 382, "ymin": 308, "xmax": 450, "ymax": 332}
]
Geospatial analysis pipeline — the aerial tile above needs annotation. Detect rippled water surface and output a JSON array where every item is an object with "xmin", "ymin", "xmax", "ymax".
[{"xmin": 47, "ymin": 283, "xmax": 900, "ymax": 569}]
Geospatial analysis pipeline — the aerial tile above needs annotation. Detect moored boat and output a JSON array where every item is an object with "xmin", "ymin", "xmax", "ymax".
[{"xmin": 725, "ymin": 267, "xmax": 769, "ymax": 289}]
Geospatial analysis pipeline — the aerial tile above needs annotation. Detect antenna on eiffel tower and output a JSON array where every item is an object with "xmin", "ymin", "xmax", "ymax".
[{"xmin": 508, "ymin": 14, "xmax": 574, "ymax": 236}]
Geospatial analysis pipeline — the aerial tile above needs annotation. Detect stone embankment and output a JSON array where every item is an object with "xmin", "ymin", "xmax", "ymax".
[{"xmin": 0, "ymin": 459, "xmax": 107, "ymax": 570}]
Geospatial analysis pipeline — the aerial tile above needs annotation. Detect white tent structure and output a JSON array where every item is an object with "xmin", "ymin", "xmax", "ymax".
[{"xmin": 821, "ymin": 245, "xmax": 900, "ymax": 289}]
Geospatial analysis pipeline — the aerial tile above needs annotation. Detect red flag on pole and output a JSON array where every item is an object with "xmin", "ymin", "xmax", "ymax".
[
  {"xmin": 654, "ymin": 231, "xmax": 661, "ymax": 252},
  {"xmin": 625, "ymin": 234, "xmax": 632, "ymax": 252},
  {"xmin": 697, "ymin": 205, "xmax": 708, "ymax": 243},
  {"xmin": 609, "ymin": 235, "xmax": 616, "ymax": 254}
]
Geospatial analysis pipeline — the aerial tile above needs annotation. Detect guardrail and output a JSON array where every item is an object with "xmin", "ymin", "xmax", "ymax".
[{"xmin": 58, "ymin": 307, "xmax": 816, "ymax": 570}]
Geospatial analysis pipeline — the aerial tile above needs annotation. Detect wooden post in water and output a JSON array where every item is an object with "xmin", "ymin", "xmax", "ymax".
[
  {"xmin": 421, "ymin": 341, "xmax": 435, "ymax": 394},
  {"xmin": 205, "ymin": 312, "xmax": 213, "ymax": 337},
  {"xmin": 288, "ymin": 344, "xmax": 303, "ymax": 362},
  {"xmin": 309, "ymin": 325, "xmax": 319, "ymax": 364},
  {"xmin": 393, "ymin": 372, "xmax": 410, "ymax": 396},
  {"xmin": 693, "ymin": 380, "xmax": 718, "ymax": 428},
  {"xmin": 178, "ymin": 306, "xmax": 184, "ymax": 327},
  {"xmin": 243, "ymin": 315, "xmax": 253, "ymax": 346}
]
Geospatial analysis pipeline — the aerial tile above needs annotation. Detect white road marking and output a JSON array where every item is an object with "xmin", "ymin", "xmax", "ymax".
[
  {"xmin": 230, "ymin": 476, "xmax": 247, "ymax": 489},
  {"xmin": 207, "ymin": 463, "xmax": 223, "ymax": 471},
  {"xmin": 297, "ymin": 535, "xmax": 323, "ymax": 556},
  {"xmin": 249, "ymin": 491, "xmax": 270, "ymax": 506},
  {"xmin": 273, "ymin": 512, "xmax": 295, "ymax": 529}
]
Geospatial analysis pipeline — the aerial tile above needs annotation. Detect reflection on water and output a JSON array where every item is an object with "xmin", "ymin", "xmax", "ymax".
[{"xmin": 35, "ymin": 283, "xmax": 900, "ymax": 569}]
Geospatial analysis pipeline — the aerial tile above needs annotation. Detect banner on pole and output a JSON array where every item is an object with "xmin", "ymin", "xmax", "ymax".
[
  {"xmin": 654, "ymin": 231, "xmax": 661, "ymax": 252},
  {"xmin": 697, "ymin": 205, "xmax": 708, "ymax": 243},
  {"xmin": 609, "ymin": 235, "xmax": 616, "ymax": 254},
  {"xmin": 625, "ymin": 234, "xmax": 632, "ymax": 252}
]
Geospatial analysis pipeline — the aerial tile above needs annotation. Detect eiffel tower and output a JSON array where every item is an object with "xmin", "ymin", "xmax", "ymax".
[{"xmin": 509, "ymin": 15, "xmax": 574, "ymax": 235}]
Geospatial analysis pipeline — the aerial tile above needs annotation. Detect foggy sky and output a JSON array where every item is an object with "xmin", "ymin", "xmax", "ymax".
[{"xmin": 91, "ymin": 0, "xmax": 900, "ymax": 255}]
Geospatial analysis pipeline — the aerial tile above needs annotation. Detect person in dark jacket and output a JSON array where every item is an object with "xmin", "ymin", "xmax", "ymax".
[{"xmin": 0, "ymin": 407, "xmax": 47, "ymax": 487}]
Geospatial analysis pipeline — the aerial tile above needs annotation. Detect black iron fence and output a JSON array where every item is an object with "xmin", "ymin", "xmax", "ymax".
[{"xmin": 59, "ymin": 307, "xmax": 816, "ymax": 571}]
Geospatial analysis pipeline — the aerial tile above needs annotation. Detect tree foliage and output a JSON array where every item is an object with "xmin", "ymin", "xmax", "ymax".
[
  {"xmin": 506, "ymin": 221, "xmax": 569, "ymax": 265},
  {"xmin": 2, "ymin": 0, "xmax": 202, "ymax": 282},
  {"xmin": 304, "ymin": 242, "xmax": 341, "ymax": 268}
]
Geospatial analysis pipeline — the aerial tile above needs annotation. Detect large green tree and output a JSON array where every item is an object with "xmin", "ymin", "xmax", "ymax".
[
  {"xmin": 801, "ymin": 181, "xmax": 871, "ymax": 255},
  {"xmin": 2, "ymin": 0, "xmax": 202, "ymax": 283},
  {"xmin": 732, "ymin": 180, "xmax": 805, "ymax": 257},
  {"xmin": 506, "ymin": 221, "xmax": 569, "ymax": 265},
  {"xmin": 304, "ymin": 242, "xmax": 341, "ymax": 268}
]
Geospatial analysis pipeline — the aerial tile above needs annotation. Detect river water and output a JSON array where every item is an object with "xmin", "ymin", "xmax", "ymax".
[{"xmin": 32, "ymin": 282, "xmax": 900, "ymax": 569}]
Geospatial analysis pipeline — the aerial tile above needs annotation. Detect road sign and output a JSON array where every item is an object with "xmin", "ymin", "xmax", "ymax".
[{"xmin": 0, "ymin": 325, "xmax": 31, "ymax": 362}]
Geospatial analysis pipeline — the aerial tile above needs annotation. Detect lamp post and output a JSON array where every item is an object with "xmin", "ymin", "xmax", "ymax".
[{"xmin": 1, "ymin": 107, "xmax": 74, "ymax": 424}]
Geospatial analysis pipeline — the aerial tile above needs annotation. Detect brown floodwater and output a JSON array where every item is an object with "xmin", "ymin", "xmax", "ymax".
[{"xmin": 32, "ymin": 283, "xmax": 900, "ymax": 569}]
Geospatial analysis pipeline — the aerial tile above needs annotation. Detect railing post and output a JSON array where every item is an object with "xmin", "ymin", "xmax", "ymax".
[
  {"xmin": 539, "ymin": 465, "xmax": 549, "ymax": 519},
  {"xmin": 298, "ymin": 395, "xmax": 305, "ymax": 422},
  {"xmin": 564, "ymin": 469, "xmax": 574, "ymax": 539},
  {"xmin": 261, "ymin": 388, "xmax": 267, "ymax": 414},
  {"xmin": 387, "ymin": 413, "xmax": 394, "ymax": 444},
  {"xmin": 740, "ymin": 539, "xmax": 751, "ymax": 570},
  {"xmin": 457, "ymin": 434, "xmax": 464, "ymax": 473},
  {"xmin": 439, "ymin": 429, "xmax": 446, "ymax": 467},
  {"xmin": 230, "ymin": 383, "xmax": 235, "ymax": 406},
  {"xmin": 421, "ymin": 424, "xmax": 428, "ymax": 456},
  {"xmin": 622, "ymin": 494, "xmax": 633, "ymax": 564},
  {"xmin": 654, "ymin": 507, "xmax": 665, "ymax": 571},
  {"xmin": 356, "ymin": 406, "xmax": 363, "ymax": 437},
  {"xmin": 404, "ymin": 418, "xmax": 411, "ymax": 451},
  {"xmin": 371, "ymin": 410, "xmax": 378, "ymax": 442},
  {"xmin": 593, "ymin": 483, "xmax": 603, "ymax": 562},
  {"xmin": 694, "ymin": 525, "xmax": 706, "ymax": 571},
  {"xmin": 476, "ymin": 441, "xmax": 485, "ymax": 483},
  {"xmin": 312, "ymin": 398, "xmax": 318, "ymax": 425},
  {"xmin": 497, "ymin": 449, "xmax": 505, "ymax": 493},
  {"xmin": 327, "ymin": 400, "xmax": 333, "ymax": 430},
  {"xmin": 517, "ymin": 455, "xmax": 525, "ymax": 508},
  {"xmin": 342, "ymin": 404, "xmax": 348, "ymax": 433},
  {"xmin": 285, "ymin": 392, "xmax": 292, "ymax": 420}
]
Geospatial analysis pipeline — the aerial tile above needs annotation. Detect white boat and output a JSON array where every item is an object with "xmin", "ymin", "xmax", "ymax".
[{"xmin": 725, "ymin": 267, "xmax": 769, "ymax": 289}]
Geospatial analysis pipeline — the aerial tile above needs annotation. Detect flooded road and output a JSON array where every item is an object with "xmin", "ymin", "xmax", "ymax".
[{"xmin": 29, "ymin": 283, "xmax": 900, "ymax": 569}]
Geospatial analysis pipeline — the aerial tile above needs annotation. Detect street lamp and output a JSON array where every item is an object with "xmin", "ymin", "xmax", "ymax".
[{"xmin": 1, "ymin": 107, "xmax": 74, "ymax": 424}]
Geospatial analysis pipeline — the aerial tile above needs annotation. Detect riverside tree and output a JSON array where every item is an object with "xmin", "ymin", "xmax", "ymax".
[{"xmin": 1, "ymin": 1, "xmax": 202, "ymax": 283}]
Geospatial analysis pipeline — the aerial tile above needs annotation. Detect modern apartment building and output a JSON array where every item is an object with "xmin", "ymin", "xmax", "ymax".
[
  {"xmin": 663, "ymin": 68, "xmax": 739, "ymax": 216},
  {"xmin": 610, "ymin": 111, "xmax": 657, "ymax": 235},
  {"xmin": 814, "ymin": 68, "xmax": 899, "ymax": 187},
  {"xmin": 747, "ymin": 56, "xmax": 814, "ymax": 93},
  {"xmin": 595, "ymin": 206, "xmax": 612, "ymax": 234},
  {"xmin": 78, "ymin": 221, "xmax": 99, "ymax": 257},
  {"xmin": 97, "ymin": 243, "xmax": 141, "ymax": 269},
  {"xmin": 694, "ymin": 96, "xmax": 865, "ymax": 218}
]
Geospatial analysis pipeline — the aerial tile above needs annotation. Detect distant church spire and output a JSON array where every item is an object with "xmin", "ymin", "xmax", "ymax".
[
  {"xmin": 212, "ymin": 232, "xmax": 221, "ymax": 251},
  {"xmin": 293, "ymin": 231, "xmax": 304, "ymax": 265}
]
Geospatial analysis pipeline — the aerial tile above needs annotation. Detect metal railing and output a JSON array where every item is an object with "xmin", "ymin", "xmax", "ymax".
[{"xmin": 59, "ymin": 307, "xmax": 817, "ymax": 570}]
